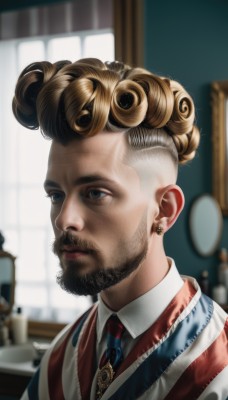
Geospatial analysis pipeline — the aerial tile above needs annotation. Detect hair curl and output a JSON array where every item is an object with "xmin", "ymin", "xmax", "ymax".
[{"xmin": 12, "ymin": 57, "xmax": 200, "ymax": 164}]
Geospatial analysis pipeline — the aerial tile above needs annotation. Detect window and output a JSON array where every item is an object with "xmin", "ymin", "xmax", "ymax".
[{"xmin": 0, "ymin": 30, "xmax": 114, "ymax": 323}]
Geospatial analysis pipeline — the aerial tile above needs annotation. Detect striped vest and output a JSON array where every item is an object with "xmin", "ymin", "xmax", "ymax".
[{"xmin": 24, "ymin": 278, "xmax": 228, "ymax": 400}]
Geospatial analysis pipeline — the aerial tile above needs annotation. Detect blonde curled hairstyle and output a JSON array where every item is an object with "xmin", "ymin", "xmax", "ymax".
[{"xmin": 12, "ymin": 57, "xmax": 200, "ymax": 164}]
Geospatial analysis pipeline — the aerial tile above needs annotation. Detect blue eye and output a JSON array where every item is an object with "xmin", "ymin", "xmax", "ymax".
[
  {"xmin": 47, "ymin": 192, "xmax": 64, "ymax": 204},
  {"xmin": 87, "ymin": 189, "xmax": 107, "ymax": 200}
]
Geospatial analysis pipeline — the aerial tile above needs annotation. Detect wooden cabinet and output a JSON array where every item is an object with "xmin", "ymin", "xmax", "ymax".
[{"xmin": 0, "ymin": 372, "xmax": 31, "ymax": 398}]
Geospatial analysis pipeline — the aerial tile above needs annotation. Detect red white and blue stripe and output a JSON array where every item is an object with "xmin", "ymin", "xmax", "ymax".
[{"xmin": 22, "ymin": 278, "xmax": 228, "ymax": 400}]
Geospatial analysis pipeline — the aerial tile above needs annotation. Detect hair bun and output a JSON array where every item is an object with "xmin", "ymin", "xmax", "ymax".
[
  {"xmin": 110, "ymin": 80, "xmax": 147, "ymax": 128},
  {"xmin": 12, "ymin": 60, "xmax": 71, "ymax": 130},
  {"xmin": 167, "ymin": 81, "xmax": 194, "ymax": 135}
]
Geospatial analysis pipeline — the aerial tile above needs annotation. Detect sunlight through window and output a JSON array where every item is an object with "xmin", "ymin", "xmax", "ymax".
[{"xmin": 0, "ymin": 29, "xmax": 114, "ymax": 322}]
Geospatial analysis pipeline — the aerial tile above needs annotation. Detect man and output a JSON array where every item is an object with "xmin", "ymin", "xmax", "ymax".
[{"xmin": 13, "ymin": 58, "xmax": 228, "ymax": 399}]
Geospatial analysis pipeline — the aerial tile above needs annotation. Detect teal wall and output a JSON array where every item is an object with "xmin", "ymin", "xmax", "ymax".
[
  {"xmin": 0, "ymin": 0, "xmax": 66, "ymax": 12},
  {"xmin": 144, "ymin": 0, "xmax": 228, "ymax": 286}
]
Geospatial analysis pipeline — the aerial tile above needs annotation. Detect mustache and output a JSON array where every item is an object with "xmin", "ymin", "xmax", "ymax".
[{"xmin": 52, "ymin": 231, "xmax": 99, "ymax": 256}]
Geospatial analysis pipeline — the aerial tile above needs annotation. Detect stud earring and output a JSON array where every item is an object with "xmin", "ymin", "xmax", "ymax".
[{"xmin": 155, "ymin": 224, "xmax": 164, "ymax": 235}]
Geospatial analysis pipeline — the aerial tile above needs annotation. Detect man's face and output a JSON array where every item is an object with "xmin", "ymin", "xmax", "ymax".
[{"xmin": 44, "ymin": 132, "xmax": 158, "ymax": 295}]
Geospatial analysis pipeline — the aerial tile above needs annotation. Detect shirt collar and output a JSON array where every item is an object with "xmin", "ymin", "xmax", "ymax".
[{"xmin": 97, "ymin": 258, "xmax": 184, "ymax": 342}]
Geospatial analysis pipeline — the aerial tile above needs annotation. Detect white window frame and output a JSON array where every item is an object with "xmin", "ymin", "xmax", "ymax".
[{"xmin": 0, "ymin": 29, "xmax": 114, "ymax": 323}]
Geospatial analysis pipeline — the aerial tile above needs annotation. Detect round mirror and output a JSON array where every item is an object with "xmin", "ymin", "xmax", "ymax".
[{"xmin": 189, "ymin": 194, "xmax": 223, "ymax": 257}]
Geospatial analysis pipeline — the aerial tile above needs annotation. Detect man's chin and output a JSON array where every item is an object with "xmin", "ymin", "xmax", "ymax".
[
  {"xmin": 56, "ymin": 270, "xmax": 104, "ymax": 296},
  {"xmin": 57, "ymin": 256, "xmax": 146, "ymax": 296}
]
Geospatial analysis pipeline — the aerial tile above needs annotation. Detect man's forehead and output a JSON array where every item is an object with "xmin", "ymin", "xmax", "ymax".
[
  {"xmin": 46, "ymin": 131, "xmax": 143, "ymax": 189},
  {"xmin": 48, "ymin": 131, "xmax": 127, "ymax": 161},
  {"xmin": 45, "ymin": 132, "xmax": 176, "ymax": 193}
]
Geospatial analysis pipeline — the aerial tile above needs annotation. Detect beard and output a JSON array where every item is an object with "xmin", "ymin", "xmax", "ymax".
[{"xmin": 53, "ymin": 217, "xmax": 148, "ymax": 296}]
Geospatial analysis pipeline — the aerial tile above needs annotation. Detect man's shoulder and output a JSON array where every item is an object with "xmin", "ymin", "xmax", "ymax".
[{"xmin": 49, "ymin": 304, "xmax": 97, "ymax": 353}]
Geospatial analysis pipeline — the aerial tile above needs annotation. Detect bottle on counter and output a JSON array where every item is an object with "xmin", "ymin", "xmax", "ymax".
[
  {"xmin": 199, "ymin": 270, "xmax": 210, "ymax": 296},
  {"xmin": 218, "ymin": 248, "xmax": 228, "ymax": 289},
  {"xmin": 212, "ymin": 284, "xmax": 227, "ymax": 305},
  {"xmin": 11, "ymin": 306, "xmax": 28, "ymax": 345}
]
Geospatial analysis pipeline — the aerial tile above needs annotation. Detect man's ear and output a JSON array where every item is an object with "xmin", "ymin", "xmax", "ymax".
[{"xmin": 154, "ymin": 184, "xmax": 185, "ymax": 233}]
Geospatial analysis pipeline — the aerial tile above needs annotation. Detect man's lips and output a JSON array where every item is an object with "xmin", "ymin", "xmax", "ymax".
[
  {"xmin": 61, "ymin": 246, "xmax": 92, "ymax": 260},
  {"xmin": 62, "ymin": 245, "xmax": 88, "ymax": 252}
]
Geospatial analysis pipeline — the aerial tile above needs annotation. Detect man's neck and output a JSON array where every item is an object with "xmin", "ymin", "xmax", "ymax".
[{"xmin": 100, "ymin": 248, "xmax": 169, "ymax": 311}]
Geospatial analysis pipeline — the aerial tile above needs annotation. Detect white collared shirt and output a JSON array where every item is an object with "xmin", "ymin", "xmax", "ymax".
[{"xmin": 96, "ymin": 258, "xmax": 184, "ymax": 362}]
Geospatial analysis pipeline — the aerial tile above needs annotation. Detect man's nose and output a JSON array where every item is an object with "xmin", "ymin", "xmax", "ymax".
[{"xmin": 54, "ymin": 198, "xmax": 84, "ymax": 232}]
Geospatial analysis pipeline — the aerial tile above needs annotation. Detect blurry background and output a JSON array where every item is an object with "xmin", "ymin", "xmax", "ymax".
[
  {"xmin": 0, "ymin": 0, "xmax": 228, "ymax": 323},
  {"xmin": 143, "ymin": 0, "xmax": 228, "ymax": 287}
]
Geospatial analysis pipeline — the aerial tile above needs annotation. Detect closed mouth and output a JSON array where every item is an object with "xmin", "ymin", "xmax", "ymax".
[{"xmin": 61, "ymin": 246, "xmax": 91, "ymax": 254}]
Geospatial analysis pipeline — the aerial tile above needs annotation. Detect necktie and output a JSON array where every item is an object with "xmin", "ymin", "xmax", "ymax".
[{"xmin": 97, "ymin": 315, "xmax": 125, "ymax": 399}]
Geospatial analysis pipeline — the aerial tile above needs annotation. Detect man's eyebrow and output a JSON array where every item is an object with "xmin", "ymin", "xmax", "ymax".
[
  {"xmin": 75, "ymin": 175, "xmax": 117, "ymax": 186},
  {"xmin": 43, "ymin": 180, "xmax": 60, "ymax": 190},
  {"xmin": 44, "ymin": 175, "xmax": 120, "ymax": 189}
]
